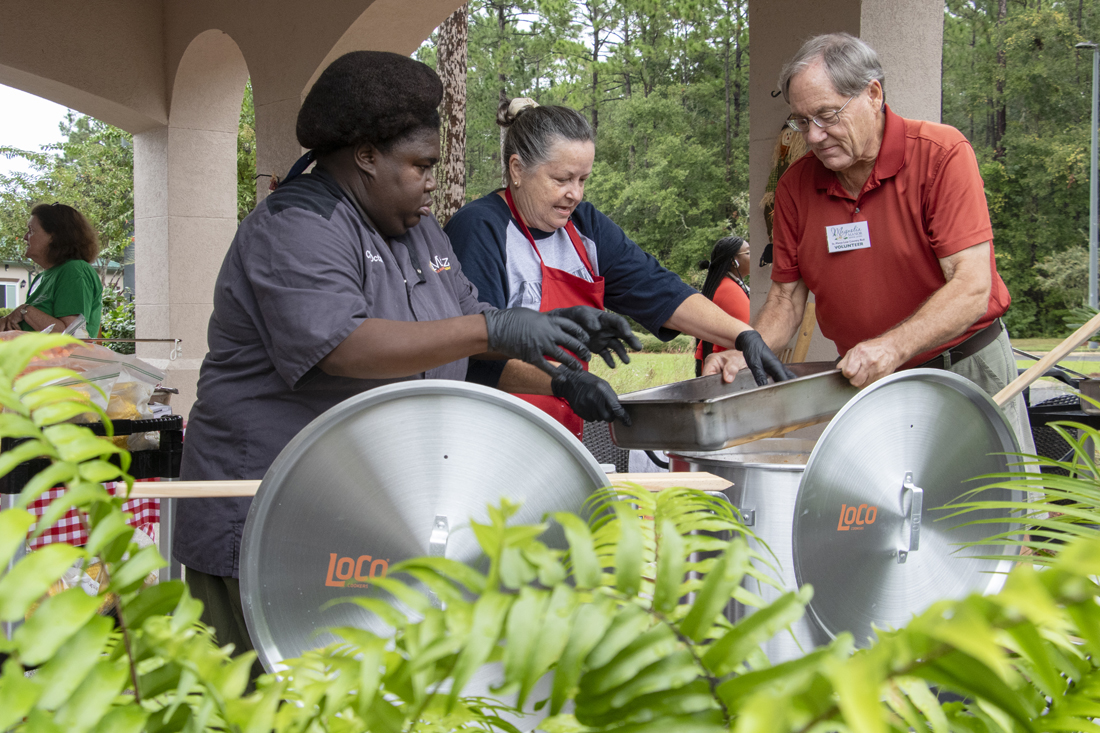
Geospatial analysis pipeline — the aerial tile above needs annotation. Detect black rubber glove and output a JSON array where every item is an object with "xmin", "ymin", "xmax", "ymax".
[
  {"xmin": 735, "ymin": 330, "xmax": 797, "ymax": 387},
  {"xmin": 550, "ymin": 367, "xmax": 631, "ymax": 425},
  {"xmin": 484, "ymin": 307, "xmax": 592, "ymax": 374},
  {"xmin": 548, "ymin": 306, "xmax": 643, "ymax": 368}
]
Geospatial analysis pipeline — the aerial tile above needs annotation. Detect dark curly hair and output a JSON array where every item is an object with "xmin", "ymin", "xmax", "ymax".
[
  {"xmin": 30, "ymin": 203, "xmax": 99, "ymax": 265},
  {"xmin": 297, "ymin": 51, "xmax": 443, "ymax": 154}
]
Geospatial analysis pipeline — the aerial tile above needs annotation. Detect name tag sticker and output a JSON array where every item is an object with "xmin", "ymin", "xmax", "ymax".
[{"xmin": 826, "ymin": 221, "xmax": 871, "ymax": 253}]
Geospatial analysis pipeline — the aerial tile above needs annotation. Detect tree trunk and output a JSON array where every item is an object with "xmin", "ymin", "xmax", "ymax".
[
  {"xmin": 993, "ymin": 0, "xmax": 1007, "ymax": 159},
  {"xmin": 497, "ymin": 2, "xmax": 508, "ymax": 168},
  {"xmin": 497, "ymin": 2, "xmax": 508, "ymax": 109},
  {"xmin": 591, "ymin": 43, "xmax": 600, "ymax": 135},
  {"xmin": 732, "ymin": 18, "xmax": 744, "ymax": 140},
  {"xmin": 624, "ymin": 20, "xmax": 635, "ymax": 172},
  {"xmin": 435, "ymin": 2, "xmax": 468, "ymax": 224},
  {"xmin": 723, "ymin": 36, "xmax": 731, "ymax": 182},
  {"xmin": 969, "ymin": 20, "xmax": 976, "ymax": 139}
]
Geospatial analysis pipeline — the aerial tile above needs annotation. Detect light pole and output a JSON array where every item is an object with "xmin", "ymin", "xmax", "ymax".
[{"xmin": 1077, "ymin": 41, "xmax": 1099, "ymax": 313}]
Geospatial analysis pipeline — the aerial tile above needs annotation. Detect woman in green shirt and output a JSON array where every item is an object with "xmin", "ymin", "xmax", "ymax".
[{"xmin": 0, "ymin": 203, "xmax": 102, "ymax": 336}]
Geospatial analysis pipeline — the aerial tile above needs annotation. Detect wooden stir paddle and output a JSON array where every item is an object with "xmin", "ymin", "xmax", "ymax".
[
  {"xmin": 127, "ymin": 472, "xmax": 733, "ymax": 499},
  {"xmin": 994, "ymin": 310, "xmax": 1100, "ymax": 407}
]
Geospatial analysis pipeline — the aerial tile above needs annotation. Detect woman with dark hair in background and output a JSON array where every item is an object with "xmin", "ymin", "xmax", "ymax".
[
  {"xmin": 1, "ymin": 202, "xmax": 102, "ymax": 336},
  {"xmin": 446, "ymin": 99, "xmax": 793, "ymax": 438},
  {"xmin": 694, "ymin": 237, "xmax": 751, "ymax": 376}
]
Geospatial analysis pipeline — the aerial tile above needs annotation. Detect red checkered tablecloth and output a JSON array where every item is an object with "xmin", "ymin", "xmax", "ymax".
[{"xmin": 27, "ymin": 479, "xmax": 160, "ymax": 549}]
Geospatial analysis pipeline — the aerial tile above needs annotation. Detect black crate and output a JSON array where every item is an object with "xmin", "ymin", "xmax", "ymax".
[{"xmin": 0, "ymin": 416, "xmax": 183, "ymax": 494}]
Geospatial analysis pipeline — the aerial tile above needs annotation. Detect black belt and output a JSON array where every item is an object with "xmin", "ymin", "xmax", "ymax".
[{"xmin": 916, "ymin": 319, "xmax": 1004, "ymax": 370}]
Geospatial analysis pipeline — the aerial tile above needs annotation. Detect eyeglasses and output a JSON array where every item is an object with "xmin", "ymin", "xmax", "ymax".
[{"xmin": 786, "ymin": 94, "xmax": 856, "ymax": 133}]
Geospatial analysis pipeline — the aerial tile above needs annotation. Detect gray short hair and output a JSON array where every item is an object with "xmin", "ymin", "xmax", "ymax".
[
  {"xmin": 498, "ymin": 100, "xmax": 594, "ymax": 184},
  {"xmin": 778, "ymin": 33, "xmax": 885, "ymax": 103}
]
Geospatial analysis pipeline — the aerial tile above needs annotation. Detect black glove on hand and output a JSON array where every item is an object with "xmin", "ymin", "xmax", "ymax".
[
  {"xmin": 550, "ymin": 367, "xmax": 631, "ymax": 425},
  {"xmin": 547, "ymin": 306, "xmax": 643, "ymax": 368},
  {"xmin": 484, "ymin": 307, "xmax": 592, "ymax": 374},
  {"xmin": 735, "ymin": 330, "xmax": 797, "ymax": 387}
]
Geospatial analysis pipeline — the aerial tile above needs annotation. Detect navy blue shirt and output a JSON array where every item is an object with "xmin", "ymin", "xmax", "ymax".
[{"xmin": 446, "ymin": 192, "xmax": 695, "ymax": 386}]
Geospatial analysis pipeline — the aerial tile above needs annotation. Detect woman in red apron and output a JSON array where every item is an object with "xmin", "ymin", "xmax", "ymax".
[
  {"xmin": 445, "ymin": 100, "xmax": 793, "ymax": 437},
  {"xmin": 503, "ymin": 186, "xmax": 613, "ymax": 438}
]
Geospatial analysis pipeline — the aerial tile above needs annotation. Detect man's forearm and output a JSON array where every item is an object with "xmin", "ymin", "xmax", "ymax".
[
  {"xmin": 875, "ymin": 243, "xmax": 993, "ymax": 364},
  {"xmin": 877, "ymin": 276, "xmax": 988, "ymax": 364},
  {"xmin": 753, "ymin": 281, "xmax": 808, "ymax": 352}
]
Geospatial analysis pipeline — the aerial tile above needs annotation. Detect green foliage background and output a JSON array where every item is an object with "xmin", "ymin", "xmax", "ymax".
[
  {"xmin": 417, "ymin": 0, "xmax": 751, "ymax": 279},
  {"xmin": 943, "ymin": 0, "xmax": 1098, "ymax": 336},
  {"xmin": 417, "ymin": 0, "xmax": 1100, "ymax": 337},
  {"xmin": 0, "ymin": 113, "xmax": 133, "ymax": 284}
]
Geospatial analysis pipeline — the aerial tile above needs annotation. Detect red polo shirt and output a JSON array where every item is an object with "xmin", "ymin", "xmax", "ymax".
[{"xmin": 772, "ymin": 104, "xmax": 1010, "ymax": 368}]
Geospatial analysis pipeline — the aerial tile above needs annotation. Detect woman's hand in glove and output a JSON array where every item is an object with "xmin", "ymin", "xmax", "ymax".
[
  {"xmin": 484, "ymin": 307, "xmax": 592, "ymax": 374},
  {"xmin": 550, "ymin": 367, "xmax": 631, "ymax": 425},
  {"xmin": 734, "ymin": 330, "xmax": 797, "ymax": 386},
  {"xmin": 548, "ymin": 306, "xmax": 643, "ymax": 368}
]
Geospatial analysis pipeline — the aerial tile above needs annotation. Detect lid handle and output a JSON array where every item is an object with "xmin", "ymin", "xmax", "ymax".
[
  {"xmin": 426, "ymin": 515, "xmax": 451, "ymax": 608},
  {"xmin": 898, "ymin": 472, "xmax": 923, "ymax": 564}
]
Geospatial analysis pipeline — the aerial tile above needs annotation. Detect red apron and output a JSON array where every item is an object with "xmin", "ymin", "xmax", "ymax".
[{"xmin": 504, "ymin": 188, "xmax": 605, "ymax": 439}]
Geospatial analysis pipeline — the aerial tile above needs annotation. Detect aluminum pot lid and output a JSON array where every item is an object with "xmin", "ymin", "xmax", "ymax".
[
  {"xmin": 240, "ymin": 380, "xmax": 609, "ymax": 672},
  {"xmin": 794, "ymin": 369, "xmax": 1023, "ymax": 647}
]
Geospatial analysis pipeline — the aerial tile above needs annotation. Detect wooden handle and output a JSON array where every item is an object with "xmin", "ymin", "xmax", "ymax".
[
  {"xmin": 611, "ymin": 472, "xmax": 732, "ymax": 492},
  {"xmin": 124, "ymin": 473, "xmax": 733, "ymax": 499},
  {"xmin": 127, "ymin": 480, "xmax": 260, "ymax": 498},
  {"xmin": 994, "ymin": 311, "xmax": 1100, "ymax": 406}
]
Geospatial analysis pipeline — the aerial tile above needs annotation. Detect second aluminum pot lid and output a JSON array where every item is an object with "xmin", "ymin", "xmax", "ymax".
[
  {"xmin": 239, "ymin": 380, "xmax": 610, "ymax": 672},
  {"xmin": 794, "ymin": 369, "xmax": 1024, "ymax": 646}
]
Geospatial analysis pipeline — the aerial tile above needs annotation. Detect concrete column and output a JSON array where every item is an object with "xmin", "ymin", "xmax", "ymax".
[
  {"xmin": 860, "ymin": 0, "xmax": 944, "ymax": 122},
  {"xmin": 746, "ymin": 0, "xmax": 943, "ymax": 363},
  {"xmin": 254, "ymin": 96, "xmax": 304, "ymax": 205},
  {"xmin": 133, "ymin": 30, "xmax": 248, "ymax": 420}
]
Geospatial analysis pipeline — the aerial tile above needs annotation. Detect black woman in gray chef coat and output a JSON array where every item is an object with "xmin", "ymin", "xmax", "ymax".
[{"xmin": 174, "ymin": 51, "xmax": 634, "ymax": 674}]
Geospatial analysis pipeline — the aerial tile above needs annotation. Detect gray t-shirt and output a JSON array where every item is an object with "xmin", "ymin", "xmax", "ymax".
[
  {"xmin": 175, "ymin": 170, "xmax": 492, "ymax": 577},
  {"xmin": 503, "ymin": 222, "xmax": 600, "ymax": 309}
]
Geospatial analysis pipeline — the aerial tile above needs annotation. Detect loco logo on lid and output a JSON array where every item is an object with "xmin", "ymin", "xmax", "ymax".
[
  {"xmin": 325, "ymin": 553, "xmax": 389, "ymax": 588},
  {"xmin": 837, "ymin": 503, "xmax": 877, "ymax": 531}
]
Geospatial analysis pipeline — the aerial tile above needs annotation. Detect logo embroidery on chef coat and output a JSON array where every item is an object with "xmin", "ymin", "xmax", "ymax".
[
  {"xmin": 364, "ymin": 249, "xmax": 384, "ymax": 263},
  {"xmin": 430, "ymin": 255, "xmax": 451, "ymax": 273}
]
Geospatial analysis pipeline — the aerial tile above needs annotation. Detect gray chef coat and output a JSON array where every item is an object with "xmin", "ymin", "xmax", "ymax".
[{"xmin": 175, "ymin": 169, "xmax": 493, "ymax": 577}]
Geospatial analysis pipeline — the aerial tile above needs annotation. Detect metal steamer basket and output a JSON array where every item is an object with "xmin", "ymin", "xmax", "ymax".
[
  {"xmin": 610, "ymin": 362, "xmax": 859, "ymax": 451},
  {"xmin": 240, "ymin": 380, "xmax": 610, "ymax": 673},
  {"xmin": 668, "ymin": 439, "xmax": 829, "ymax": 663}
]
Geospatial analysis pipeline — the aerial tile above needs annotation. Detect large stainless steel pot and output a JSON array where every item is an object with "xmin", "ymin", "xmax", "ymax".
[{"xmin": 668, "ymin": 439, "xmax": 829, "ymax": 663}]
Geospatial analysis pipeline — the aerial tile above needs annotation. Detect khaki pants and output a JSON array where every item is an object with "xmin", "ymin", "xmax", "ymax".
[{"xmin": 944, "ymin": 326, "xmax": 1036, "ymax": 457}]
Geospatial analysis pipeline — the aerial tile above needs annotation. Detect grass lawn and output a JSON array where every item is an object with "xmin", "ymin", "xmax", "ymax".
[
  {"xmin": 1017, "ymin": 360, "xmax": 1097, "ymax": 377},
  {"xmin": 1012, "ymin": 337, "xmax": 1100, "ymax": 354},
  {"xmin": 591, "ymin": 351, "xmax": 695, "ymax": 394}
]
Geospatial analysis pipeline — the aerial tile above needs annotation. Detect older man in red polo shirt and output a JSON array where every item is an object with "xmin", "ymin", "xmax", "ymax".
[{"xmin": 705, "ymin": 32, "xmax": 1031, "ymax": 446}]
